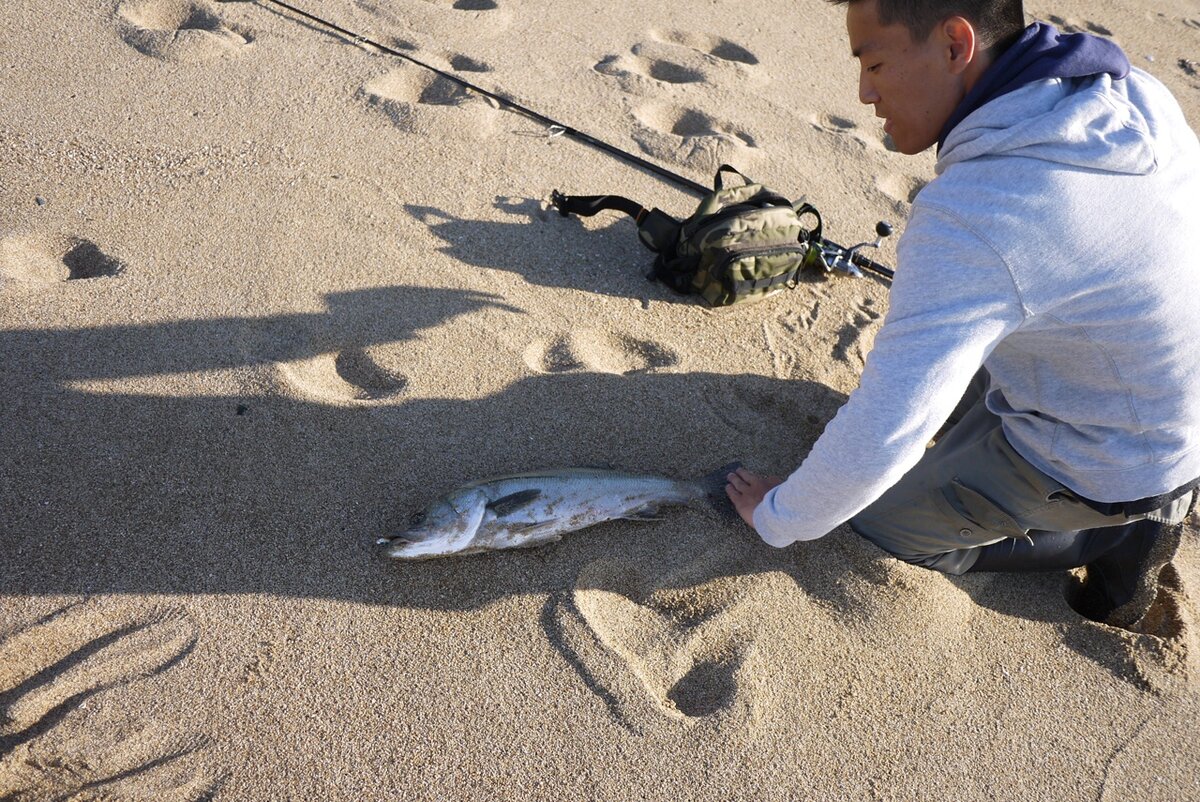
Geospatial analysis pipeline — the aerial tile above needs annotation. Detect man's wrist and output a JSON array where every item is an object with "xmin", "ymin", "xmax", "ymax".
[{"xmin": 752, "ymin": 503, "xmax": 795, "ymax": 548}]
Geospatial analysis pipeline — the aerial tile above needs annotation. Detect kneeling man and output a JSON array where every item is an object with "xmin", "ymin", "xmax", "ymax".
[{"xmin": 728, "ymin": 0, "xmax": 1200, "ymax": 628}]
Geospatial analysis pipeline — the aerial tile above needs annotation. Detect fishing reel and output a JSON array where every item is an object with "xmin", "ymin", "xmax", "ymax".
[{"xmin": 816, "ymin": 221, "xmax": 895, "ymax": 280}]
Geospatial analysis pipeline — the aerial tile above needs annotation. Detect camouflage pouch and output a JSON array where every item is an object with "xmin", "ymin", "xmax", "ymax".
[{"xmin": 551, "ymin": 165, "xmax": 824, "ymax": 307}]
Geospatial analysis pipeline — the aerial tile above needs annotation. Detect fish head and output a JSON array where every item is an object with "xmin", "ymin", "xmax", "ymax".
[{"xmin": 384, "ymin": 487, "xmax": 489, "ymax": 560}]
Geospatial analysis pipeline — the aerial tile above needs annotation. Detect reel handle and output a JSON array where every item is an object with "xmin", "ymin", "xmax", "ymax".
[{"xmin": 822, "ymin": 221, "xmax": 894, "ymax": 279}]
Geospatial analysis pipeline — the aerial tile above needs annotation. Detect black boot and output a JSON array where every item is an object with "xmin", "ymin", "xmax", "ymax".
[
  {"xmin": 969, "ymin": 520, "xmax": 1182, "ymax": 627},
  {"xmin": 968, "ymin": 527, "xmax": 1117, "ymax": 573},
  {"xmin": 1071, "ymin": 518, "xmax": 1183, "ymax": 628}
]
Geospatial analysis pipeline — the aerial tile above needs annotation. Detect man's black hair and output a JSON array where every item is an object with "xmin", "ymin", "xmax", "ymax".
[{"xmin": 828, "ymin": 0, "xmax": 1026, "ymax": 52}]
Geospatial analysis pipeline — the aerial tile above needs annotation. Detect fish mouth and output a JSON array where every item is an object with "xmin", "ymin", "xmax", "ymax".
[
  {"xmin": 380, "ymin": 536, "xmax": 431, "ymax": 560},
  {"xmin": 379, "ymin": 530, "xmax": 454, "ymax": 560},
  {"xmin": 376, "ymin": 533, "xmax": 417, "ymax": 552}
]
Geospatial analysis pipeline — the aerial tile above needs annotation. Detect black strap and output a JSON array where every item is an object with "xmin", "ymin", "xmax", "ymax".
[
  {"xmin": 795, "ymin": 202, "xmax": 823, "ymax": 244},
  {"xmin": 551, "ymin": 191, "xmax": 680, "ymax": 254},
  {"xmin": 748, "ymin": 191, "xmax": 794, "ymax": 209},
  {"xmin": 550, "ymin": 191, "xmax": 646, "ymax": 222},
  {"xmin": 715, "ymin": 164, "xmax": 751, "ymax": 191},
  {"xmin": 713, "ymin": 167, "xmax": 792, "ymax": 211}
]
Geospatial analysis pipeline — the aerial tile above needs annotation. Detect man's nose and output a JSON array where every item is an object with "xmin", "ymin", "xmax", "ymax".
[{"xmin": 859, "ymin": 73, "xmax": 880, "ymax": 105}]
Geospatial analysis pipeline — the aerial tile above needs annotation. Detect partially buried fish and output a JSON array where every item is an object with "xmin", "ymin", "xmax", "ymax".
[{"xmin": 379, "ymin": 464, "xmax": 739, "ymax": 560}]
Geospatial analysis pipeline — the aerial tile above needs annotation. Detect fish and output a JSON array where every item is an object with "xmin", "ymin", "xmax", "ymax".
[{"xmin": 379, "ymin": 464, "xmax": 739, "ymax": 560}]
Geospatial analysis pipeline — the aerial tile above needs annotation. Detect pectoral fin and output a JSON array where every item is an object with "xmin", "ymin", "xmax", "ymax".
[
  {"xmin": 486, "ymin": 489, "xmax": 542, "ymax": 516},
  {"xmin": 622, "ymin": 507, "xmax": 663, "ymax": 521}
]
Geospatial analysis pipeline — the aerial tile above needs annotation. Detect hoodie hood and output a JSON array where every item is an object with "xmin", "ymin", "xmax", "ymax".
[
  {"xmin": 937, "ymin": 22, "xmax": 1130, "ymax": 151},
  {"xmin": 936, "ymin": 58, "xmax": 1157, "ymax": 176}
]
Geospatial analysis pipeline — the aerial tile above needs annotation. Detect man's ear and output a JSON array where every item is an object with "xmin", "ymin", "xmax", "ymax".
[{"xmin": 942, "ymin": 16, "xmax": 978, "ymax": 75}]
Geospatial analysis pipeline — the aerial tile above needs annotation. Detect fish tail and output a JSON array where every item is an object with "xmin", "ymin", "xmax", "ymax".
[{"xmin": 694, "ymin": 461, "xmax": 743, "ymax": 517}]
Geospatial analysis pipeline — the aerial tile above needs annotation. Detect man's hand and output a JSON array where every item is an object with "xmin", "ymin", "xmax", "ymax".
[{"xmin": 725, "ymin": 467, "xmax": 783, "ymax": 529}]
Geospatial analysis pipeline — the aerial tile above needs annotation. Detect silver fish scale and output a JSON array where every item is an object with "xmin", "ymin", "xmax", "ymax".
[{"xmin": 477, "ymin": 472, "xmax": 699, "ymax": 542}]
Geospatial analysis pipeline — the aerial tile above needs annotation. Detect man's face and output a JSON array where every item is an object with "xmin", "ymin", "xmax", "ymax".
[{"xmin": 846, "ymin": 0, "xmax": 966, "ymax": 154}]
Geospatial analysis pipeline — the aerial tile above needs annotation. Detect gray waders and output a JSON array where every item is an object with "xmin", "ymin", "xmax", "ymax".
[{"xmin": 850, "ymin": 370, "xmax": 1195, "ymax": 627}]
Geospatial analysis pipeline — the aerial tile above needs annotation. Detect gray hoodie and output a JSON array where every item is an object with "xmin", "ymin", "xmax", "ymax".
[{"xmin": 755, "ymin": 68, "xmax": 1200, "ymax": 547}]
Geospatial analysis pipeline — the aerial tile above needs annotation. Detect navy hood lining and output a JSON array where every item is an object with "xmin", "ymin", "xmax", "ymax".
[{"xmin": 936, "ymin": 22, "xmax": 1131, "ymax": 152}]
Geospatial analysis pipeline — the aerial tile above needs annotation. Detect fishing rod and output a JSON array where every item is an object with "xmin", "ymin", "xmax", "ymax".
[{"xmin": 247, "ymin": 0, "xmax": 896, "ymax": 281}]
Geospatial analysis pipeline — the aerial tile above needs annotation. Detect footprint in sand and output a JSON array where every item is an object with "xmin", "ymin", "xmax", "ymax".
[
  {"xmin": 0, "ymin": 601, "xmax": 218, "ymax": 800},
  {"xmin": 595, "ymin": 30, "xmax": 764, "ymax": 172},
  {"xmin": 523, "ymin": 330, "xmax": 678, "ymax": 375},
  {"xmin": 832, "ymin": 297, "xmax": 883, "ymax": 366},
  {"xmin": 649, "ymin": 29, "xmax": 760, "ymax": 66},
  {"xmin": 360, "ymin": 64, "xmax": 500, "ymax": 139},
  {"xmin": 760, "ymin": 306, "xmax": 820, "ymax": 379},
  {"xmin": 0, "ymin": 234, "xmax": 126, "ymax": 284},
  {"xmin": 631, "ymin": 101, "xmax": 762, "ymax": 173},
  {"xmin": 812, "ymin": 113, "xmax": 857, "ymax": 134},
  {"xmin": 595, "ymin": 52, "xmax": 706, "ymax": 93},
  {"xmin": 116, "ymin": 0, "xmax": 254, "ymax": 62},
  {"xmin": 594, "ymin": 33, "xmax": 765, "ymax": 95},
  {"xmin": 447, "ymin": 53, "xmax": 491, "ymax": 72},
  {"xmin": 809, "ymin": 111, "xmax": 892, "ymax": 153},
  {"xmin": 278, "ymin": 346, "xmax": 409, "ymax": 404},
  {"xmin": 381, "ymin": 0, "xmax": 513, "ymax": 36},
  {"xmin": 547, "ymin": 553, "xmax": 776, "ymax": 730}
]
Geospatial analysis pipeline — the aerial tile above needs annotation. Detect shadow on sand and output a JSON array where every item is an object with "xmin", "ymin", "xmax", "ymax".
[
  {"xmin": 406, "ymin": 198, "xmax": 661, "ymax": 301},
  {"xmin": 0, "ymin": 278, "xmax": 1149, "ymax": 690},
  {"xmin": 1, "ymin": 281, "xmax": 839, "ymax": 605}
]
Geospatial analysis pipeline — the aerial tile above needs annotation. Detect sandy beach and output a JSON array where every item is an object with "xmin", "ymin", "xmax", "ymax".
[{"xmin": 2, "ymin": 0, "xmax": 1199, "ymax": 798}]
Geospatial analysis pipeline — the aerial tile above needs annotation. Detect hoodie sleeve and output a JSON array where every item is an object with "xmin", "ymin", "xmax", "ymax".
[{"xmin": 752, "ymin": 203, "xmax": 1029, "ymax": 547}]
